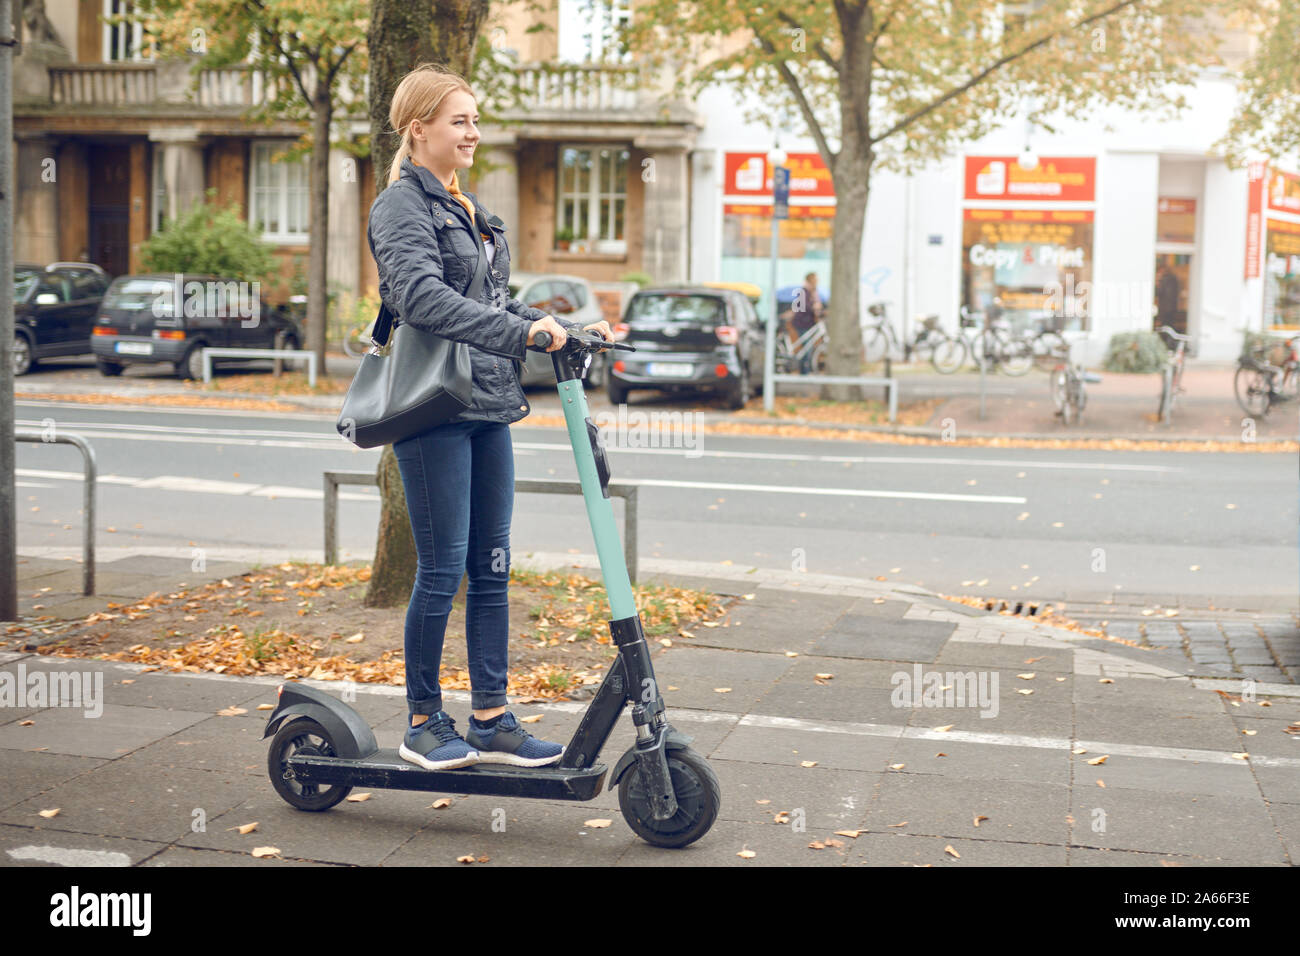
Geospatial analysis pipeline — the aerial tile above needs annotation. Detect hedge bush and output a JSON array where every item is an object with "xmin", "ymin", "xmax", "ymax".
[
  {"xmin": 139, "ymin": 188, "xmax": 274, "ymax": 285},
  {"xmin": 1104, "ymin": 331, "xmax": 1170, "ymax": 373}
]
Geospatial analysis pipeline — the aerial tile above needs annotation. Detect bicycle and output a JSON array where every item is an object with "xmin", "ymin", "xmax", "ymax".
[
  {"xmin": 935, "ymin": 307, "xmax": 1034, "ymax": 375},
  {"xmin": 859, "ymin": 301, "xmax": 954, "ymax": 365},
  {"xmin": 1027, "ymin": 309, "xmax": 1071, "ymax": 372},
  {"xmin": 1155, "ymin": 325, "xmax": 1192, "ymax": 424},
  {"xmin": 1050, "ymin": 342, "xmax": 1101, "ymax": 426},
  {"xmin": 775, "ymin": 317, "xmax": 829, "ymax": 375},
  {"xmin": 1235, "ymin": 334, "xmax": 1300, "ymax": 418}
]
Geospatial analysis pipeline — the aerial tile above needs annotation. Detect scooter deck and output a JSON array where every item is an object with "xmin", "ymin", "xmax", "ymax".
[{"xmin": 289, "ymin": 749, "xmax": 608, "ymax": 801}]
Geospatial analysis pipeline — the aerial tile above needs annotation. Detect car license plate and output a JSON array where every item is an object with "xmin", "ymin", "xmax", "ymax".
[
  {"xmin": 115, "ymin": 342, "xmax": 152, "ymax": 355},
  {"xmin": 647, "ymin": 362, "xmax": 693, "ymax": 378}
]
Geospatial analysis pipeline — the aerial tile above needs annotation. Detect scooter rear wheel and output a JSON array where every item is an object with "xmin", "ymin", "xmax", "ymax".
[
  {"xmin": 618, "ymin": 747, "xmax": 720, "ymax": 848},
  {"xmin": 267, "ymin": 717, "xmax": 353, "ymax": 811}
]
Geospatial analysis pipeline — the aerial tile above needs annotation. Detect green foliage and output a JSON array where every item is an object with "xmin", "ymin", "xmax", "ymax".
[
  {"xmin": 138, "ymin": 190, "xmax": 274, "ymax": 283},
  {"xmin": 1103, "ymin": 331, "xmax": 1170, "ymax": 374},
  {"xmin": 1219, "ymin": 2, "xmax": 1300, "ymax": 166},
  {"xmin": 618, "ymin": 271, "xmax": 654, "ymax": 288}
]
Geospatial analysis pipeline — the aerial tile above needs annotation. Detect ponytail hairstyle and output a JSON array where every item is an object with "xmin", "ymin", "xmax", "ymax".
[{"xmin": 387, "ymin": 63, "xmax": 476, "ymax": 184}]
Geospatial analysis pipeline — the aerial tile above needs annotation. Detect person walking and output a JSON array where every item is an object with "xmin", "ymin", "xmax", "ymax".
[{"xmin": 367, "ymin": 64, "xmax": 612, "ymax": 771}]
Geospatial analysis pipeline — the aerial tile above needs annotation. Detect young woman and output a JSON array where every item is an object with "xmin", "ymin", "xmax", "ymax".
[{"xmin": 367, "ymin": 64, "xmax": 612, "ymax": 770}]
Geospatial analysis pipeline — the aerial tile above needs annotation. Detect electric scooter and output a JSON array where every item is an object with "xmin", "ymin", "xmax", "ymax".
[{"xmin": 262, "ymin": 328, "xmax": 721, "ymax": 849}]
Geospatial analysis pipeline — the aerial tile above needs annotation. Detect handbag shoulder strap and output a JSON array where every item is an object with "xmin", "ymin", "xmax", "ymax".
[{"xmin": 372, "ymin": 195, "xmax": 491, "ymax": 349}]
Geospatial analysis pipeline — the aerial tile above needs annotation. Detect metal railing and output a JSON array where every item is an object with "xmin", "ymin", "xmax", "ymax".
[
  {"xmin": 323, "ymin": 471, "xmax": 640, "ymax": 583},
  {"xmin": 14, "ymin": 430, "xmax": 97, "ymax": 596},
  {"xmin": 202, "ymin": 347, "xmax": 317, "ymax": 386}
]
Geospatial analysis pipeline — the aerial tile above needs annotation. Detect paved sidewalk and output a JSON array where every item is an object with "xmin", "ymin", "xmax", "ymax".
[{"xmin": 2, "ymin": 552, "xmax": 1297, "ymax": 866}]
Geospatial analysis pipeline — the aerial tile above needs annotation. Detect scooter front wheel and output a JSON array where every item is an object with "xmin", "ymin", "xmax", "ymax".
[
  {"xmin": 618, "ymin": 746, "xmax": 720, "ymax": 848},
  {"xmin": 267, "ymin": 717, "xmax": 353, "ymax": 811}
]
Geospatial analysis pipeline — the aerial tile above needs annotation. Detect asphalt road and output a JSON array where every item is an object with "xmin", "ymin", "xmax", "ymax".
[{"xmin": 12, "ymin": 397, "xmax": 1297, "ymax": 611}]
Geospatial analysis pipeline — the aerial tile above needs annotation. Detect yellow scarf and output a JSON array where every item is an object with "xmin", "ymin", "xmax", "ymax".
[{"xmin": 446, "ymin": 171, "xmax": 490, "ymax": 243}]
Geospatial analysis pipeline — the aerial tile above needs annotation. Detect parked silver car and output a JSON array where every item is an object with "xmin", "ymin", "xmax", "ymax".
[{"xmin": 509, "ymin": 271, "xmax": 607, "ymax": 387}]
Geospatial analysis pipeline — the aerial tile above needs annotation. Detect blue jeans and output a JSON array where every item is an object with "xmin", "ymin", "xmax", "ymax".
[{"xmin": 393, "ymin": 419, "xmax": 515, "ymax": 717}]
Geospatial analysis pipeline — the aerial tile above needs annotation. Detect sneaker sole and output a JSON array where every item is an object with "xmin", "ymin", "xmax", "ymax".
[
  {"xmin": 473, "ymin": 747, "xmax": 565, "ymax": 768},
  {"xmin": 398, "ymin": 741, "xmax": 480, "ymax": 771}
]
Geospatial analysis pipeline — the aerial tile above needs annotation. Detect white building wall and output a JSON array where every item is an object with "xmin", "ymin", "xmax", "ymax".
[{"xmin": 688, "ymin": 71, "xmax": 1278, "ymax": 361}]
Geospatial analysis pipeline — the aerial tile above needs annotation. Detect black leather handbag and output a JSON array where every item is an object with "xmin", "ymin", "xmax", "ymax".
[{"xmin": 336, "ymin": 226, "xmax": 488, "ymax": 449}]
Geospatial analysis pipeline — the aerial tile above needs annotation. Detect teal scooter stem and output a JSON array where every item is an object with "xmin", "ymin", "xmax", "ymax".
[{"xmin": 260, "ymin": 327, "xmax": 720, "ymax": 848}]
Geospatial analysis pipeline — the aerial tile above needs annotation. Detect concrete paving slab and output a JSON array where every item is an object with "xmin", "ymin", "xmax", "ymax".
[
  {"xmin": 1068, "ymin": 789, "xmax": 1287, "ymax": 862},
  {"xmin": 0, "ymin": 756, "xmax": 265, "ymax": 843},
  {"xmin": 851, "ymin": 831, "xmax": 1067, "ymax": 867},
  {"xmin": 0, "ymin": 701, "xmax": 211, "ymax": 759},
  {"xmin": 0, "ymin": 750, "xmax": 108, "ymax": 812},
  {"xmin": 863, "ymin": 774, "xmax": 1070, "ymax": 846},
  {"xmin": 812, "ymin": 616, "xmax": 956, "ymax": 663}
]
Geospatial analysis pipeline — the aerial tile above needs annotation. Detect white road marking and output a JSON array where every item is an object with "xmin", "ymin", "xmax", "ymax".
[
  {"xmin": 7, "ymin": 845, "xmax": 132, "ymax": 867},
  {"xmin": 16, "ymin": 470, "xmax": 1022, "ymax": 505},
  {"xmin": 620, "ymin": 477, "xmax": 1026, "ymax": 504}
]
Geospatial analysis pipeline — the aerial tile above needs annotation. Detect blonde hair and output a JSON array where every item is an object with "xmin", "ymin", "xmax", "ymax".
[{"xmin": 387, "ymin": 63, "xmax": 476, "ymax": 184}]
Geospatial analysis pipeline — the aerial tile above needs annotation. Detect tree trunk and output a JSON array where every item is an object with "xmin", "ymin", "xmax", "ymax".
[
  {"xmin": 823, "ymin": 148, "xmax": 874, "ymax": 402},
  {"xmin": 308, "ymin": 89, "xmax": 331, "ymax": 379},
  {"xmin": 361, "ymin": 0, "xmax": 468, "ymax": 608}
]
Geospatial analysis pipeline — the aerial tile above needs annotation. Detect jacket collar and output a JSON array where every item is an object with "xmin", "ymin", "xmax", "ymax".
[{"xmin": 401, "ymin": 157, "xmax": 478, "ymax": 228}]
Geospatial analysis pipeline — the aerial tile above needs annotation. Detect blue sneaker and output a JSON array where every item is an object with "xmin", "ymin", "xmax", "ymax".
[
  {"xmin": 398, "ymin": 712, "xmax": 479, "ymax": 770},
  {"xmin": 466, "ymin": 712, "xmax": 564, "ymax": 767}
]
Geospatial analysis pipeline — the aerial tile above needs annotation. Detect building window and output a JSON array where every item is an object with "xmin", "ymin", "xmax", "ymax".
[
  {"xmin": 103, "ymin": 0, "xmax": 155, "ymax": 62},
  {"xmin": 249, "ymin": 141, "xmax": 310, "ymax": 243},
  {"xmin": 556, "ymin": 145, "xmax": 627, "ymax": 254},
  {"xmin": 558, "ymin": 0, "xmax": 631, "ymax": 63},
  {"xmin": 151, "ymin": 147, "xmax": 167, "ymax": 234}
]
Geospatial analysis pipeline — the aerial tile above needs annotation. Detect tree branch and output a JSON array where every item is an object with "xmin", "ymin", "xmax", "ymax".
[
  {"xmin": 754, "ymin": 31, "xmax": 836, "ymax": 165},
  {"xmin": 871, "ymin": 0, "xmax": 1144, "ymax": 145},
  {"xmin": 774, "ymin": 10, "xmax": 840, "ymax": 74}
]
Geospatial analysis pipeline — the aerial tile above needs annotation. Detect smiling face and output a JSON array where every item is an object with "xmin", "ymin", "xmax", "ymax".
[{"xmin": 408, "ymin": 89, "xmax": 479, "ymax": 188}]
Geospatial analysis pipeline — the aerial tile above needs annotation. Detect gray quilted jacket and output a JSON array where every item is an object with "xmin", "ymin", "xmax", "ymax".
[{"xmin": 367, "ymin": 157, "xmax": 582, "ymax": 425}]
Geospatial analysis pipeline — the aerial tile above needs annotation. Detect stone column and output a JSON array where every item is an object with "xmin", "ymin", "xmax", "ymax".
[
  {"xmin": 638, "ymin": 144, "xmax": 689, "ymax": 284},
  {"xmin": 472, "ymin": 136, "xmax": 520, "ymax": 234},
  {"xmin": 149, "ymin": 128, "xmax": 206, "ymax": 222},
  {"xmin": 14, "ymin": 132, "xmax": 59, "ymax": 264},
  {"xmin": 327, "ymin": 145, "xmax": 361, "ymax": 309}
]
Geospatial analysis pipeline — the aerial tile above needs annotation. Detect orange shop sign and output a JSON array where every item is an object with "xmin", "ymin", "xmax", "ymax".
[
  {"xmin": 723, "ymin": 152, "xmax": 835, "ymax": 199},
  {"xmin": 1267, "ymin": 167, "xmax": 1300, "ymax": 216},
  {"xmin": 964, "ymin": 156, "xmax": 1096, "ymax": 202}
]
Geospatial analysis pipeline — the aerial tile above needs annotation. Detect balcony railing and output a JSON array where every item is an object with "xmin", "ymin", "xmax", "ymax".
[
  {"xmin": 50, "ymin": 63, "xmax": 156, "ymax": 105},
  {"xmin": 512, "ymin": 62, "xmax": 644, "ymax": 112},
  {"xmin": 44, "ymin": 60, "xmax": 658, "ymax": 116}
]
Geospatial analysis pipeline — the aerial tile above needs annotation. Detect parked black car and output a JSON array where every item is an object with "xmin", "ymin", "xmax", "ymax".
[
  {"xmin": 605, "ymin": 286, "xmax": 766, "ymax": 408},
  {"xmin": 91, "ymin": 273, "xmax": 301, "ymax": 379},
  {"xmin": 12, "ymin": 262, "xmax": 110, "ymax": 376}
]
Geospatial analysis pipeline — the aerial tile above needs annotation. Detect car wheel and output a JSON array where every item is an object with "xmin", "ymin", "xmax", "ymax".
[
  {"xmin": 177, "ymin": 343, "xmax": 207, "ymax": 380},
  {"xmin": 96, "ymin": 358, "xmax": 125, "ymax": 377},
  {"xmin": 607, "ymin": 379, "xmax": 628, "ymax": 405},
  {"xmin": 727, "ymin": 363, "xmax": 750, "ymax": 410},
  {"xmin": 12, "ymin": 332, "xmax": 35, "ymax": 376}
]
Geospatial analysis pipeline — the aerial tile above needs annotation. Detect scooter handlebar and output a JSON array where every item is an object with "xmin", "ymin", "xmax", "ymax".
[{"xmin": 526, "ymin": 328, "xmax": 635, "ymax": 353}]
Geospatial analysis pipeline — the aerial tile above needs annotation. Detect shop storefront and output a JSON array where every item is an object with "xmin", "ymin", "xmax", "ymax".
[
  {"xmin": 1261, "ymin": 167, "xmax": 1300, "ymax": 330},
  {"xmin": 961, "ymin": 156, "xmax": 1096, "ymax": 334},
  {"xmin": 720, "ymin": 151, "xmax": 835, "ymax": 317}
]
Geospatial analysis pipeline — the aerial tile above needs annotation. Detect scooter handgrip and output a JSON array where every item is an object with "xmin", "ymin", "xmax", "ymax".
[{"xmin": 528, "ymin": 329, "xmax": 552, "ymax": 352}]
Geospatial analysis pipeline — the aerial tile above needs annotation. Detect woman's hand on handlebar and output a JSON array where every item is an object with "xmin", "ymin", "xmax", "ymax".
[
  {"xmin": 527, "ymin": 315, "xmax": 567, "ymax": 351},
  {"xmin": 580, "ymin": 320, "xmax": 613, "ymax": 343}
]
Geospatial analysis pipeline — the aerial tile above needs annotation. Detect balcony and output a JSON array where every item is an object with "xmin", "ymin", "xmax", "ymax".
[
  {"xmin": 49, "ymin": 63, "xmax": 156, "ymax": 106},
  {"xmin": 512, "ymin": 62, "xmax": 644, "ymax": 112}
]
